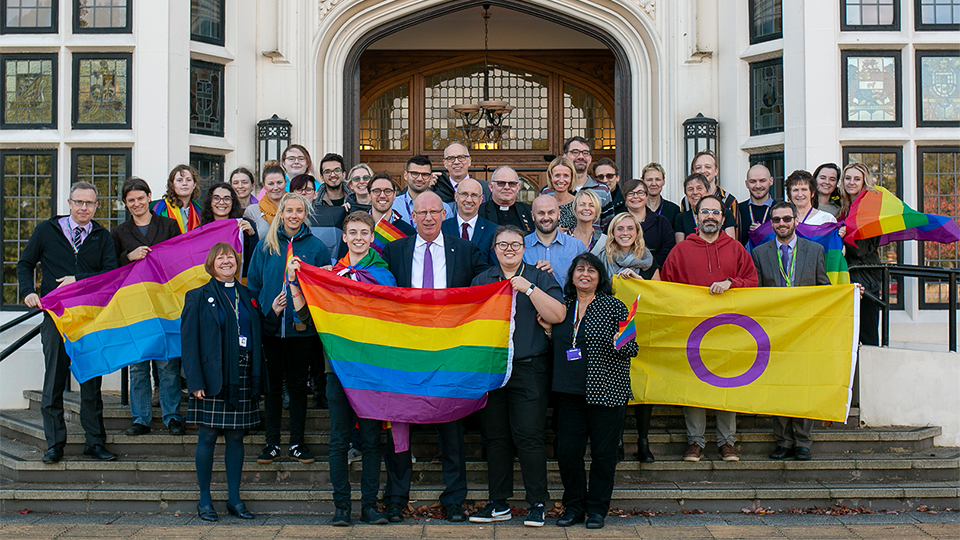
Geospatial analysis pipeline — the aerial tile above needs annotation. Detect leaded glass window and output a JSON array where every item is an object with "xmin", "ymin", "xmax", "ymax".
[
  {"xmin": 361, "ymin": 83, "xmax": 409, "ymax": 151},
  {"xmin": 918, "ymin": 148, "xmax": 960, "ymax": 307},
  {"xmin": 750, "ymin": 151, "xmax": 785, "ymax": 200},
  {"xmin": 563, "ymin": 83, "xmax": 615, "ymax": 151},
  {"xmin": 2, "ymin": 54, "xmax": 56, "ymax": 128},
  {"xmin": 190, "ymin": 60, "xmax": 223, "ymax": 137},
  {"xmin": 842, "ymin": 51, "xmax": 901, "ymax": 127},
  {"xmin": 73, "ymin": 54, "xmax": 131, "ymax": 128},
  {"xmin": 917, "ymin": 51, "xmax": 960, "ymax": 127},
  {"xmin": 72, "ymin": 149, "xmax": 129, "ymax": 231},
  {"xmin": 750, "ymin": 0, "xmax": 782, "ymax": 43},
  {"xmin": 1, "ymin": 150, "xmax": 55, "ymax": 307},
  {"xmin": 842, "ymin": 0, "xmax": 898, "ymax": 30},
  {"xmin": 190, "ymin": 152, "xmax": 224, "ymax": 194},
  {"xmin": 1, "ymin": 0, "xmax": 56, "ymax": 33},
  {"xmin": 916, "ymin": 0, "xmax": 960, "ymax": 30},
  {"xmin": 191, "ymin": 0, "xmax": 223, "ymax": 45},
  {"xmin": 75, "ymin": 0, "xmax": 130, "ymax": 33},
  {"xmin": 750, "ymin": 58, "xmax": 784, "ymax": 135}
]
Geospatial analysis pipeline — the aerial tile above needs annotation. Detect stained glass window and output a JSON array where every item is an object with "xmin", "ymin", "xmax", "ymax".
[
  {"xmin": 917, "ymin": 51, "xmax": 960, "ymax": 127},
  {"xmin": 918, "ymin": 148, "xmax": 960, "ymax": 307},
  {"xmin": 1, "ymin": 150, "xmax": 55, "ymax": 307},
  {"xmin": 73, "ymin": 54, "xmax": 131, "ymax": 128},
  {"xmin": 750, "ymin": 58, "xmax": 784, "ymax": 135},
  {"xmin": 842, "ymin": 0, "xmax": 898, "ymax": 30},
  {"xmin": 563, "ymin": 83, "xmax": 615, "ymax": 151},
  {"xmin": 75, "ymin": 0, "xmax": 130, "ymax": 32},
  {"xmin": 190, "ymin": 153, "xmax": 224, "ymax": 194},
  {"xmin": 750, "ymin": 0, "xmax": 782, "ymax": 43},
  {"xmin": 72, "ymin": 150, "xmax": 129, "ymax": 230},
  {"xmin": 2, "ymin": 55, "xmax": 56, "ymax": 128},
  {"xmin": 842, "ymin": 52, "xmax": 901, "ymax": 127},
  {"xmin": 360, "ymin": 83, "xmax": 409, "ymax": 151},
  {"xmin": 916, "ymin": 0, "xmax": 960, "ymax": 29},
  {"xmin": 191, "ymin": 0, "xmax": 223, "ymax": 45},
  {"xmin": 190, "ymin": 60, "xmax": 223, "ymax": 137},
  {"xmin": 2, "ymin": 0, "xmax": 56, "ymax": 33}
]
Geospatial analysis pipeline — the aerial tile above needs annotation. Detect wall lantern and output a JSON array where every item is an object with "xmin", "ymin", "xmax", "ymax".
[
  {"xmin": 257, "ymin": 114, "xmax": 292, "ymax": 171},
  {"xmin": 683, "ymin": 113, "xmax": 719, "ymax": 173}
]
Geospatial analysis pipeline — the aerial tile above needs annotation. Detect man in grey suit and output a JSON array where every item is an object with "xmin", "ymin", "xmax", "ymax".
[{"xmin": 751, "ymin": 201, "xmax": 830, "ymax": 461}]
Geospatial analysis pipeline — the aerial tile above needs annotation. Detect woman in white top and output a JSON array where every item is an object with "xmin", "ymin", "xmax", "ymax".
[{"xmin": 787, "ymin": 170, "xmax": 836, "ymax": 226}]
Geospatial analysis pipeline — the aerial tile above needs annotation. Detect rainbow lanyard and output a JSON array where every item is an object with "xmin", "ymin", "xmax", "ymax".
[{"xmin": 750, "ymin": 204, "xmax": 770, "ymax": 226}]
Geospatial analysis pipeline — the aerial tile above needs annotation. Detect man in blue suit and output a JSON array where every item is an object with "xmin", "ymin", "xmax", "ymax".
[{"xmin": 441, "ymin": 178, "xmax": 498, "ymax": 266}]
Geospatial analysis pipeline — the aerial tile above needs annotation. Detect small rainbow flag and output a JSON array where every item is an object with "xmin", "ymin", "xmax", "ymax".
[
  {"xmin": 748, "ymin": 222, "xmax": 851, "ymax": 285},
  {"xmin": 295, "ymin": 262, "xmax": 515, "ymax": 452},
  {"xmin": 614, "ymin": 294, "xmax": 640, "ymax": 350},
  {"xmin": 41, "ymin": 220, "xmax": 243, "ymax": 383},
  {"xmin": 371, "ymin": 216, "xmax": 407, "ymax": 255},
  {"xmin": 843, "ymin": 186, "xmax": 960, "ymax": 247}
]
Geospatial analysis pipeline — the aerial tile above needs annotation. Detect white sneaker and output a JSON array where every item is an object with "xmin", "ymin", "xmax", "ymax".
[{"xmin": 347, "ymin": 447, "xmax": 362, "ymax": 464}]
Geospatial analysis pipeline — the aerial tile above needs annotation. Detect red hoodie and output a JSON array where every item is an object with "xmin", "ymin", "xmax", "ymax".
[{"xmin": 661, "ymin": 232, "xmax": 759, "ymax": 288}]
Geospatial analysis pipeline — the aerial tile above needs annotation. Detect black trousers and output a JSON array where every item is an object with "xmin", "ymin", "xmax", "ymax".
[
  {"xmin": 479, "ymin": 358, "xmax": 549, "ymax": 505},
  {"xmin": 384, "ymin": 420, "xmax": 467, "ymax": 506},
  {"xmin": 556, "ymin": 393, "xmax": 625, "ymax": 516},
  {"xmin": 263, "ymin": 335, "xmax": 317, "ymax": 448},
  {"xmin": 40, "ymin": 314, "xmax": 105, "ymax": 450}
]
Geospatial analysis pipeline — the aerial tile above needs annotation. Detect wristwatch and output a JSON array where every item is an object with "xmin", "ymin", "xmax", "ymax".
[{"xmin": 525, "ymin": 284, "xmax": 536, "ymax": 296}]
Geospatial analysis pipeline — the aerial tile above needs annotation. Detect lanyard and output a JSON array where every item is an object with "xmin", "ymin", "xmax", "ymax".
[
  {"xmin": 226, "ymin": 285, "xmax": 242, "ymax": 337},
  {"xmin": 777, "ymin": 244, "xmax": 798, "ymax": 287},
  {"xmin": 572, "ymin": 298, "xmax": 587, "ymax": 347},
  {"xmin": 750, "ymin": 204, "xmax": 770, "ymax": 226},
  {"xmin": 403, "ymin": 194, "xmax": 414, "ymax": 222},
  {"xmin": 801, "ymin": 206, "xmax": 814, "ymax": 223}
]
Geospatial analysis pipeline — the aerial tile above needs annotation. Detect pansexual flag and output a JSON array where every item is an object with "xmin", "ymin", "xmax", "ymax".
[
  {"xmin": 843, "ymin": 186, "xmax": 960, "ymax": 247},
  {"xmin": 371, "ymin": 217, "xmax": 407, "ymax": 255},
  {"xmin": 614, "ymin": 293, "xmax": 639, "ymax": 350},
  {"xmin": 41, "ymin": 220, "xmax": 243, "ymax": 383},
  {"xmin": 295, "ymin": 262, "xmax": 515, "ymax": 452},
  {"xmin": 748, "ymin": 222, "xmax": 851, "ymax": 285}
]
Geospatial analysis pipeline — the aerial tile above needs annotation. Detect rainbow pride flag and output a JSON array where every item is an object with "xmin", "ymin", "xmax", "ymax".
[
  {"xmin": 371, "ymin": 216, "xmax": 407, "ymax": 255},
  {"xmin": 748, "ymin": 222, "xmax": 851, "ymax": 285},
  {"xmin": 41, "ymin": 220, "xmax": 243, "ymax": 383},
  {"xmin": 295, "ymin": 262, "xmax": 515, "ymax": 452},
  {"xmin": 843, "ymin": 186, "xmax": 960, "ymax": 247},
  {"xmin": 614, "ymin": 294, "xmax": 640, "ymax": 350}
]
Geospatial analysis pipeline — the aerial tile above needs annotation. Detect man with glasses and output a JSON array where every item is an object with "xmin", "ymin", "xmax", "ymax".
[
  {"xmin": 316, "ymin": 153, "xmax": 353, "ymax": 207},
  {"xmin": 381, "ymin": 192, "xmax": 487, "ymax": 523},
  {"xmin": 523, "ymin": 195, "xmax": 587, "ymax": 288},
  {"xmin": 593, "ymin": 158, "xmax": 626, "ymax": 218},
  {"xmin": 17, "ymin": 181, "xmax": 119, "ymax": 464},
  {"xmin": 752, "ymin": 201, "xmax": 829, "ymax": 461},
  {"xmin": 479, "ymin": 166, "xmax": 534, "ymax": 234},
  {"xmin": 561, "ymin": 136, "xmax": 613, "ymax": 229},
  {"xmin": 393, "ymin": 155, "xmax": 454, "ymax": 227},
  {"xmin": 660, "ymin": 195, "xmax": 759, "ymax": 464},
  {"xmin": 432, "ymin": 142, "xmax": 492, "ymax": 204},
  {"xmin": 368, "ymin": 174, "xmax": 415, "ymax": 239},
  {"xmin": 441, "ymin": 178, "xmax": 498, "ymax": 265}
]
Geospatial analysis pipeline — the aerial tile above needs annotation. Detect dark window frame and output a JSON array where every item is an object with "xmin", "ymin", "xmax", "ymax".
[
  {"xmin": 839, "ymin": 0, "xmax": 900, "ymax": 31},
  {"xmin": 915, "ymin": 0, "xmax": 960, "ymax": 31},
  {"xmin": 843, "ymin": 145, "xmax": 904, "ymax": 310},
  {"xmin": 915, "ymin": 50, "xmax": 960, "ymax": 128},
  {"xmin": 73, "ymin": 0, "xmax": 132, "ymax": 34},
  {"xmin": 190, "ymin": 152, "xmax": 225, "ymax": 195},
  {"xmin": 749, "ymin": 57, "xmax": 784, "ymax": 136},
  {"xmin": 749, "ymin": 151, "xmax": 786, "ymax": 200},
  {"xmin": 1, "ymin": 149, "xmax": 58, "ymax": 310},
  {"xmin": 0, "ymin": 0, "xmax": 58, "ymax": 34},
  {"xmin": 190, "ymin": 0, "xmax": 225, "ymax": 46},
  {"xmin": 70, "ymin": 147, "xmax": 131, "ymax": 231},
  {"xmin": 1, "ymin": 53, "xmax": 58, "ymax": 130},
  {"xmin": 748, "ymin": 0, "xmax": 783, "ymax": 44},
  {"xmin": 189, "ymin": 59, "xmax": 224, "ymax": 137},
  {"xmin": 71, "ymin": 52, "xmax": 133, "ymax": 130},
  {"xmin": 841, "ymin": 49, "xmax": 902, "ymax": 128},
  {"xmin": 916, "ymin": 145, "xmax": 960, "ymax": 310}
]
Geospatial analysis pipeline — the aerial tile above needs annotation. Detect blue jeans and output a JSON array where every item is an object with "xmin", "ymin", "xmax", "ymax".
[
  {"xmin": 327, "ymin": 373, "xmax": 381, "ymax": 509},
  {"xmin": 130, "ymin": 359, "xmax": 183, "ymax": 427}
]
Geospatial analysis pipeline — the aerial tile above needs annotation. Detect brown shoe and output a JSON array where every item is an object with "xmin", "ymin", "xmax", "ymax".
[
  {"xmin": 682, "ymin": 443, "xmax": 702, "ymax": 462},
  {"xmin": 719, "ymin": 443, "xmax": 739, "ymax": 461}
]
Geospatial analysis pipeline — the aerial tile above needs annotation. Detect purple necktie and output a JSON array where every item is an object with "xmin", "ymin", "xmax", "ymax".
[
  {"xmin": 780, "ymin": 244, "xmax": 791, "ymax": 287},
  {"xmin": 461, "ymin": 222, "xmax": 469, "ymax": 240},
  {"xmin": 422, "ymin": 241, "xmax": 434, "ymax": 288}
]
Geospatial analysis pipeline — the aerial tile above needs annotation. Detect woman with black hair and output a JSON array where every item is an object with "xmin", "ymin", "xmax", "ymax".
[{"xmin": 200, "ymin": 182, "xmax": 259, "ymax": 279}]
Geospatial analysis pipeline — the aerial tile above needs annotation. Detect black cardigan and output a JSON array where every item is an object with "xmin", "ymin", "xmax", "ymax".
[{"xmin": 110, "ymin": 212, "xmax": 181, "ymax": 266}]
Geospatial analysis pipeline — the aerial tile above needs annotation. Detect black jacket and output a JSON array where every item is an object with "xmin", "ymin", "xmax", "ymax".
[
  {"xmin": 478, "ymin": 200, "xmax": 535, "ymax": 234},
  {"xmin": 432, "ymin": 173, "xmax": 493, "ymax": 204},
  {"xmin": 17, "ymin": 215, "xmax": 118, "ymax": 298},
  {"xmin": 382, "ymin": 234, "xmax": 488, "ymax": 288},
  {"xmin": 111, "ymin": 212, "xmax": 181, "ymax": 266}
]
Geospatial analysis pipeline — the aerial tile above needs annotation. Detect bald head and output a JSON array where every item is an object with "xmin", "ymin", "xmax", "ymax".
[
  {"xmin": 746, "ymin": 164, "xmax": 771, "ymax": 180},
  {"xmin": 745, "ymin": 164, "xmax": 774, "ymax": 204},
  {"xmin": 413, "ymin": 191, "xmax": 446, "ymax": 242},
  {"xmin": 413, "ymin": 190, "xmax": 444, "ymax": 213},
  {"xmin": 531, "ymin": 195, "xmax": 560, "ymax": 236},
  {"xmin": 454, "ymin": 178, "xmax": 483, "ymax": 220},
  {"xmin": 443, "ymin": 142, "xmax": 471, "ymax": 182}
]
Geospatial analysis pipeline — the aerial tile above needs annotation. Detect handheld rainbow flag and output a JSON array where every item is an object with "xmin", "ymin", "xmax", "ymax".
[
  {"xmin": 844, "ymin": 186, "xmax": 960, "ymax": 247},
  {"xmin": 748, "ymin": 222, "xmax": 850, "ymax": 285},
  {"xmin": 295, "ymin": 262, "xmax": 515, "ymax": 452},
  {"xmin": 41, "ymin": 220, "xmax": 243, "ymax": 383},
  {"xmin": 614, "ymin": 293, "xmax": 640, "ymax": 350},
  {"xmin": 371, "ymin": 216, "xmax": 407, "ymax": 255}
]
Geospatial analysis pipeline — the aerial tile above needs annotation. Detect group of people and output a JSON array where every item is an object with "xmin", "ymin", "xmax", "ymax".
[{"xmin": 16, "ymin": 136, "xmax": 882, "ymax": 528}]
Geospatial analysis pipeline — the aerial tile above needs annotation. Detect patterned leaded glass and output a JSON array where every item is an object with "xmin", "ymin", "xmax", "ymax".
[
  {"xmin": 918, "ymin": 52, "xmax": 960, "ymax": 126},
  {"xmin": 75, "ymin": 55, "xmax": 130, "ymax": 127},
  {"xmin": 919, "ymin": 149, "xmax": 959, "ymax": 306},
  {"xmin": 2, "ymin": 55, "xmax": 55, "ymax": 127},
  {"xmin": 190, "ymin": 60, "xmax": 223, "ymax": 136},
  {"xmin": 844, "ymin": 0, "xmax": 897, "ymax": 27},
  {"xmin": 844, "ymin": 53, "xmax": 900, "ymax": 126},
  {"xmin": 919, "ymin": 0, "xmax": 960, "ymax": 25},
  {"xmin": 76, "ymin": 0, "xmax": 129, "ymax": 31},
  {"xmin": 360, "ymin": 83, "xmax": 409, "ymax": 151},
  {"xmin": 190, "ymin": 153, "xmax": 224, "ymax": 195},
  {"xmin": 191, "ymin": 0, "xmax": 223, "ymax": 45},
  {"xmin": 750, "ymin": 0, "xmax": 782, "ymax": 43},
  {"xmin": 750, "ymin": 58, "xmax": 784, "ymax": 135},
  {"xmin": 73, "ymin": 150, "xmax": 128, "ymax": 230},
  {"xmin": 2, "ymin": 151, "xmax": 54, "ymax": 307},
  {"xmin": 424, "ymin": 63, "xmax": 548, "ymax": 151},
  {"xmin": 3, "ymin": 0, "xmax": 55, "ymax": 31},
  {"xmin": 563, "ymin": 83, "xmax": 615, "ymax": 151}
]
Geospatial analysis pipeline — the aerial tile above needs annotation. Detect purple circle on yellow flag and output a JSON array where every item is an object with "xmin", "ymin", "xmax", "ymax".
[{"xmin": 686, "ymin": 313, "xmax": 771, "ymax": 388}]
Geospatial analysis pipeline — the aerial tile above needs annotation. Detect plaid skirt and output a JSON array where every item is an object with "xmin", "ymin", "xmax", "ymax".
[{"xmin": 187, "ymin": 351, "xmax": 260, "ymax": 429}]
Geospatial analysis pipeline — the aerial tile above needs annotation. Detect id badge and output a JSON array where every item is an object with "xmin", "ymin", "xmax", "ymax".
[
  {"xmin": 566, "ymin": 348, "xmax": 582, "ymax": 361},
  {"xmin": 239, "ymin": 335, "xmax": 248, "ymax": 348}
]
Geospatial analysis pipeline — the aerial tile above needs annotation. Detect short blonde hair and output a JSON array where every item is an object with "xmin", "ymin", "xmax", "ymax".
[
  {"xmin": 604, "ymin": 212, "xmax": 646, "ymax": 266},
  {"xmin": 546, "ymin": 156, "xmax": 577, "ymax": 194},
  {"xmin": 573, "ymin": 189, "xmax": 601, "ymax": 224}
]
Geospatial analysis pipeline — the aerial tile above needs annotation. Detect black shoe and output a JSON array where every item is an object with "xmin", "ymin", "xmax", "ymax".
[
  {"xmin": 361, "ymin": 505, "xmax": 388, "ymax": 524},
  {"xmin": 124, "ymin": 423, "xmax": 150, "ymax": 436},
  {"xmin": 167, "ymin": 419, "xmax": 186, "ymax": 436},
  {"xmin": 42, "ymin": 447, "xmax": 63, "ymax": 464},
  {"xmin": 331, "ymin": 506, "xmax": 351, "ymax": 526},
  {"xmin": 445, "ymin": 503, "xmax": 466, "ymax": 522},
  {"xmin": 794, "ymin": 447, "xmax": 812, "ymax": 460},
  {"xmin": 638, "ymin": 438, "xmax": 656, "ymax": 462},
  {"xmin": 226, "ymin": 502, "xmax": 254, "ymax": 519},
  {"xmin": 586, "ymin": 512, "xmax": 605, "ymax": 529},
  {"xmin": 83, "ymin": 444, "xmax": 117, "ymax": 461},
  {"xmin": 197, "ymin": 503, "xmax": 218, "ymax": 522},
  {"xmin": 289, "ymin": 444, "xmax": 316, "ymax": 464},
  {"xmin": 256, "ymin": 445, "xmax": 281, "ymax": 464},
  {"xmin": 556, "ymin": 512, "xmax": 584, "ymax": 527},
  {"xmin": 386, "ymin": 502, "xmax": 405, "ymax": 523},
  {"xmin": 769, "ymin": 446, "xmax": 795, "ymax": 460}
]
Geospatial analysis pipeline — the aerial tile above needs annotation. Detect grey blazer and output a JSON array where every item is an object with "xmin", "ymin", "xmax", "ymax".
[{"xmin": 751, "ymin": 237, "xmax": 831, "ymax": 288}]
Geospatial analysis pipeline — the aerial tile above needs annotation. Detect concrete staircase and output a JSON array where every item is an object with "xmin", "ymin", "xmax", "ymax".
[{"xmin": 1, "ymin": 390, "xmax": 957, "ymax": 513}]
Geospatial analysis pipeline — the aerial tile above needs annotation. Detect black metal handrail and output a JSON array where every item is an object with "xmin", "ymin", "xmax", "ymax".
[
  {"xmin": 0, "ymin": 309, "xmax": 43, "ymax": 362},
  {"xmin": 848, "ymin": 264, "xmax": 959, "ymax": 352}
]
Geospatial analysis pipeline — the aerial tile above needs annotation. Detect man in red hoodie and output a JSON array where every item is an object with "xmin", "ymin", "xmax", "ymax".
[{"xmin": 660, "ymin": 194, "xmax": 759, "ymax": 463}]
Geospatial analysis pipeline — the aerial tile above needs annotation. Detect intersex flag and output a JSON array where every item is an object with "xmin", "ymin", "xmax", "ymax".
[
  {"xmin": 41, "ymin": 220, "xmax": 243, "ymax": 383},
  {"xmin": 843, "ymin": 186, "xmax": 960, "ymax": 247},
  {"xmin": 748, "ymin": 222, "xmax": 851, "ymax": 285},
  {"xmin": 614, "ymin": 278, "xmax": 859, "ymax": 422},
  {"xmin": 295, "ymin": 262, "xmax": 515, "ymax": 451}
]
